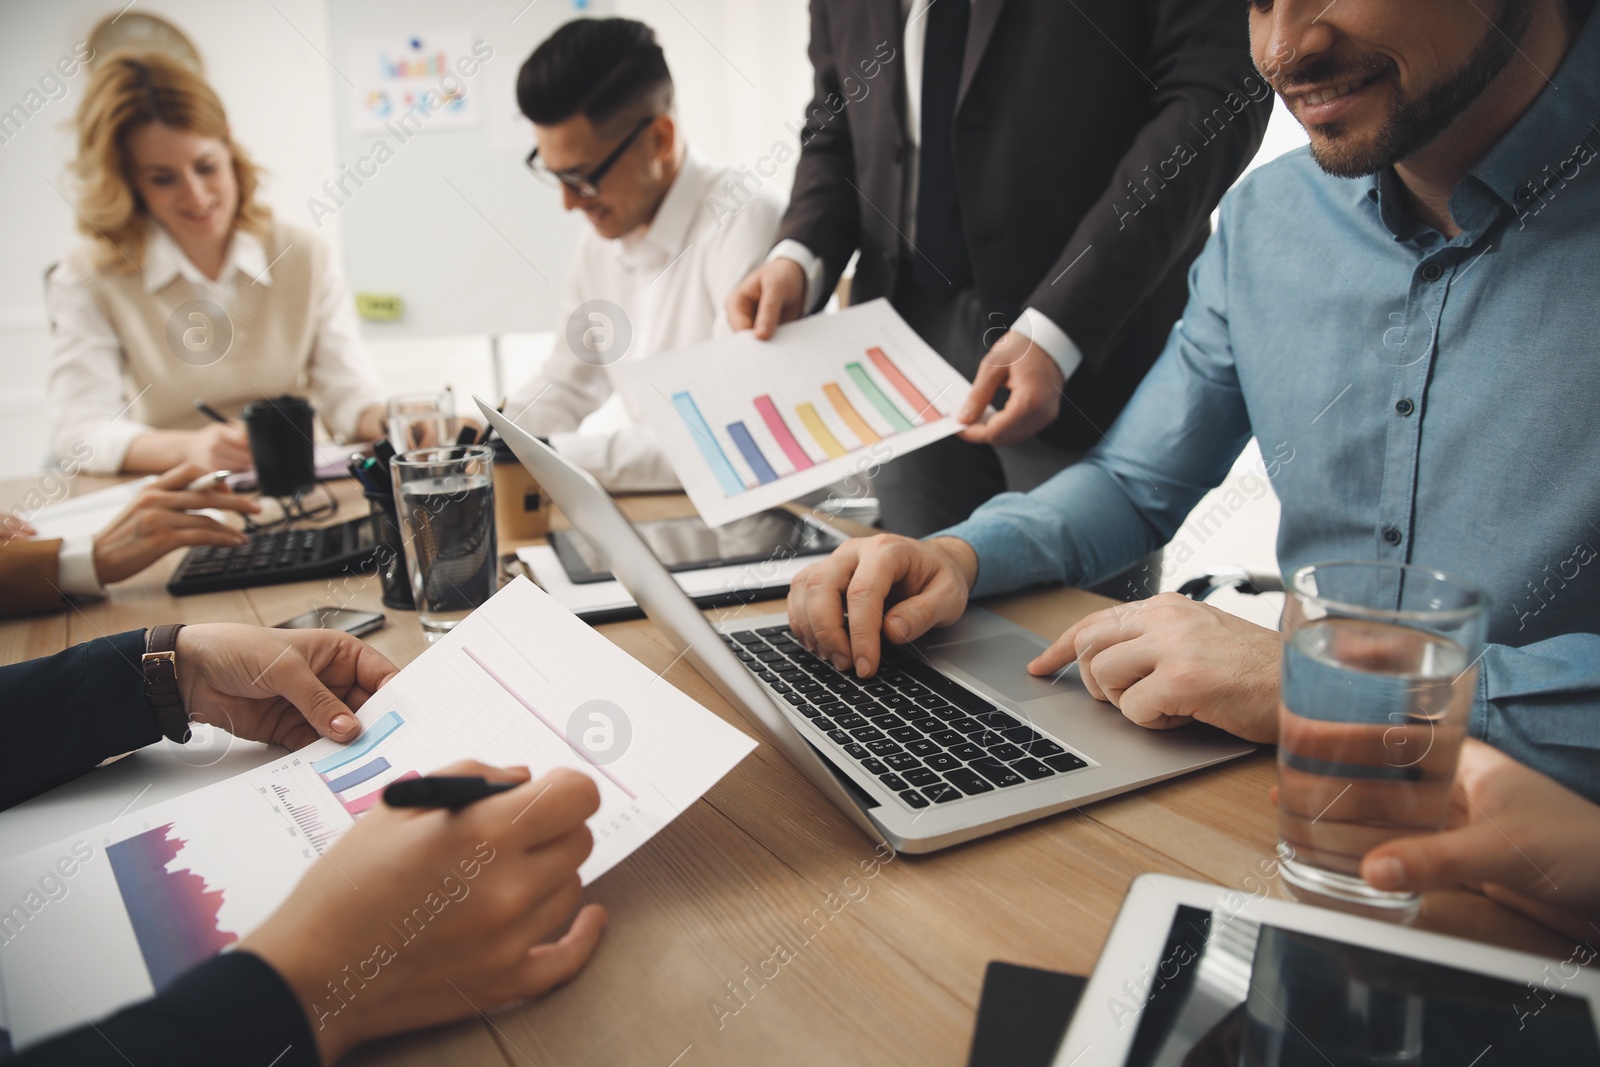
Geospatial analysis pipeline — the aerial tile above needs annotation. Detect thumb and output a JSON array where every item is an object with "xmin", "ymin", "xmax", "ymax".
[
  {"xmin": 959, "ymin": 358, "xmax": 1006, "ymax": 424},
  {"xmin": 726, "ymin": 278, "xmax": 757, "ymax": 332},
  {"xmin": 753, "ymin": 280, "xmax": 786, "ymax": 340},
  {"xmin": 1360, "ymin": 820, "xmax": 1527, "ymax": 894},
  {"xmin": 268, "ymin": 648, "xmax": 362, "ymax": 743}
]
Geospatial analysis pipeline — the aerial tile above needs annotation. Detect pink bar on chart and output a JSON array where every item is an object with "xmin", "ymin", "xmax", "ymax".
[
  {"xmin": 342, "ymin": 769, "xmax": 420, "ymax": 815},
  {"xmin": 753, "ymin": 395, "xmax": 814, "ymax": 470},
  {"xmin": 866, "ymin": 347, "xmax": 941, "ymax": 422}
]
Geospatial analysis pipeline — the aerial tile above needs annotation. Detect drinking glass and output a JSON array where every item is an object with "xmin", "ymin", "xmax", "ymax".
[
  {"xmin": 386, "ymin": 389, "xmax": 456, "ymax": 451},
  {"xmin": 1277, "ymin": 560, "xmax": 1489, "ymax": 915},
  {"xmin": 390, "ymin": 445, "xmax": 497, "ymax": 636}
]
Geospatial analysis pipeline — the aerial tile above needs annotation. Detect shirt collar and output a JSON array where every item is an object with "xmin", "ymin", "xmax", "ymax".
[
  {"xmin": 143, "ymin": 219, "xmax": 271, "ymax": 293},
  {"xmin": 1362, "ymin": 5, "xmax": 1600, "ymax": 238},
  {"xmin": 1460, "ymin": 3, "xmax": 1600, "ymax": 225},
  {"xmin": 616, "ymin": 147, "xmax": 707, "ymax": 265}
]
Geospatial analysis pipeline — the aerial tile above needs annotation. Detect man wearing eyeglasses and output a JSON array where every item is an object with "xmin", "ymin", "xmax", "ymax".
[{"xmin": 505, "ymin": 18, "xmax": 784, "ymax": 491}]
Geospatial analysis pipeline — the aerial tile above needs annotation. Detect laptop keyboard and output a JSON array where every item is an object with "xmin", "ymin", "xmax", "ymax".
[{"xmin": 724, "ymin": 625, "xmax": 1087, "ymax": 812}]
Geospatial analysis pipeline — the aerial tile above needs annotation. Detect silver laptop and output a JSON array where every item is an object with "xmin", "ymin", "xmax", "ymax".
[{"xmin": 479, "ymin": 398, "xmax": 1254, "ymax": 853}]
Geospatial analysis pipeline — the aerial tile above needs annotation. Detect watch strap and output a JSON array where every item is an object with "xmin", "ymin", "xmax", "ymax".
[{"xmin": 143, "ymin": 623, "xmax": 191, "ymax": 743}]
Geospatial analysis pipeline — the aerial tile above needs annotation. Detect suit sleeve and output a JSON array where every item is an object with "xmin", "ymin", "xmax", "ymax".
[
  {"xmin": 0, "ymin": 630, "xmax": 160, "ymax": 810},
  {"xmin": 6, "ymin": 951, "xmax": 320, "ymax": 1067},
  {"xmin": 1023, "ymin": 0, "xmax": 1269, "ymax": 371},
  {"xmin": 773, "ymin": 0, "xmax": 869, "ymax": 296}
]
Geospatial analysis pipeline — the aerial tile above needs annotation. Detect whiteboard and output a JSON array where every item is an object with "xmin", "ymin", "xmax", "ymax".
[{"xmin": 323, "ymin": 0, "xmax": 611, "ymax": 337}]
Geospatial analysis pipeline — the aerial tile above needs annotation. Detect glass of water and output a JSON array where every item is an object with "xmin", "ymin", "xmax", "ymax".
[
  {"xmin": 1277, "ymin": 560, "xmax": 1489, "ymax": 915},
  {"xmin": 391, "ymin": 445, "xmax": 498, "ymax": 636},
  {"xmin": 386, "ymin": 389, "xmax": 456, "ymax": 450}
]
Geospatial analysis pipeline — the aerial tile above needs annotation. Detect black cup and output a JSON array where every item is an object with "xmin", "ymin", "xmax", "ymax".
[{"xmin": 241, "ymin": 396, "xmax": 316, "ymax": 497}]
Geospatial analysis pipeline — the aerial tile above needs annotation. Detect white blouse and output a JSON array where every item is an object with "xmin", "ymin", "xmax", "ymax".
[{"xmin": 46, "ymin": 222, "xmax": 384, "ymax": 473}]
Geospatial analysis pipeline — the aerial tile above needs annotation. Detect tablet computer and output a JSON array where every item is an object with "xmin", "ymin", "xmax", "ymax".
[
  {"xmin": 547, "ymin": 509, "xmax": 846, "ymax": 584},
  {"xmin": 1055, "ymin": 874, "xmax": 1600, "ymax": 1066}
]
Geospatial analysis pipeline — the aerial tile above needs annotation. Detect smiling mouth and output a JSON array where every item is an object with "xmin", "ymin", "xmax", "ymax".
[{"xmin": 1295, "ymin": 74, "xmax": 1383, "ymax": 108}]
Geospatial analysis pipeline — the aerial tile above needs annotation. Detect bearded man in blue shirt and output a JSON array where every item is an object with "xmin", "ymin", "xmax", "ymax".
[{"xmin": 786, "ymin": 0, "xmax": 1600, "ymax": 801}]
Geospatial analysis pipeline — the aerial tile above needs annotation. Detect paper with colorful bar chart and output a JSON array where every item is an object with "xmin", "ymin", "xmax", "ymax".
[
  {"xmin": 610, "ymin": 299, "xmax": 980, "ymax": 527},
  {"xmin": 0, "ymin": 577, "xmax": 755, "ymax": 1050}
]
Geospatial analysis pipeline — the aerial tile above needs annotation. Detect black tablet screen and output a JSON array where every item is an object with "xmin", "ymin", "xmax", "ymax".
[{"xmin": 1119, "ymin": 905, "xmax": 1599, "ymax": 1066}]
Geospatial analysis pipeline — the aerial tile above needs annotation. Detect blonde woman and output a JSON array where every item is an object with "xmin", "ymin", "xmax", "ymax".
[{"xmin": 47, "ymin": 52, "xmax": 386, "ymax": 475}]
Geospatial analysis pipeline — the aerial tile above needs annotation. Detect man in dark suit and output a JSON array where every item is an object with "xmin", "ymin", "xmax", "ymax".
[
  {"xmin": 729, "ymin": 0, "xmax": 1270, "ymax": 547},
  {"xmin": 3, "ymin": 625, "xmax": 604, "ymax": 1065}
]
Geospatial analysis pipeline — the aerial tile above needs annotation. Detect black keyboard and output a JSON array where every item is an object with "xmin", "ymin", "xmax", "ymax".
[
  {"xmin": 724, "ymin": 626, "xmax": 1087, "ymax": 812},
  {"xmin": 166, "ymin": 516, "xmax": 378, "ymax": 596}
]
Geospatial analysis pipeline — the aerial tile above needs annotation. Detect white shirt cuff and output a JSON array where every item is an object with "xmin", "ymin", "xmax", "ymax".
[
  {"xmin": 767, "ymin": 240, "xmax": 827, "ymax": 314},
  {"xmin": 75, "ymin": 419, "xmax": 151, "ymax": 476},
  {"xmin": 1012, "ymin": 307, "xmax": 1085, "ymax": 383},
  {"xmin": 57, "ymin": 535, "xmax": 105, "ymax": 598}
]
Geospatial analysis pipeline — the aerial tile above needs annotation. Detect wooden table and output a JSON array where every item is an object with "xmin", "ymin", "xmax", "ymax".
[{"xmin": 0, "ymin": 476, "xmax": 1571, "ymax": 1067}]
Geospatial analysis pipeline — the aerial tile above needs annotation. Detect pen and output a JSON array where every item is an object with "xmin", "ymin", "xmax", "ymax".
[
  {"xmin": 185, "ymin": 470, "xmax": 234, "ymax": 491},
  {"xmin": 194, "ymin": 400, "xmax": 231, "ymax": 424},
  {"xmin": 382, "ymin": 776, "xmax": 517, "ymax": 810}
]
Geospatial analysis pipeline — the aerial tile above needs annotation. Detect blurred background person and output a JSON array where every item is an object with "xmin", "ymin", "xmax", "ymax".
[
  {"xmin": 47, "ymin": 52, "xmax": 387, "ymax": 475},
  {"xmin": 505, "ymin": 18, "xmax": 783, "ymax": 491},
  {"xmin": 0, "ymin": 463, "xmax": 256, "ymax": 618}
]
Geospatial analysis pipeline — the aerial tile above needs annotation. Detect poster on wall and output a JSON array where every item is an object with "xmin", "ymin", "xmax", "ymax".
[{"xmin": 346, "ymin": 29, "xmax": 486, "ymax": 133}]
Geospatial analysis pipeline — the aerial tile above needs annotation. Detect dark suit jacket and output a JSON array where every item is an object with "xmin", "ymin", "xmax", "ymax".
[
  {"xmin": 8, "ymin": 951, "xmax": 319, "ymax": 1066},
  {"xmin": 779, "ymin": 0, "xmax": 1270, "ymax": 452},
  {"xmin": 1, "ymin": 633, "xmax": 321, "ymax": 1065}
]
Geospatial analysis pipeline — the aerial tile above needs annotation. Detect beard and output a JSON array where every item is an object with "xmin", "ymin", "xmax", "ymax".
[{"xmin": 1274, "ymin": 0, "xmax": 1534, "ymax": 178}]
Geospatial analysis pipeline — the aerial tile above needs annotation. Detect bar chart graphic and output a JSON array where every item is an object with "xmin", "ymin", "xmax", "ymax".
[
  {"xmin": 614, "ymin": 299, "xmax": 976, "ymax": 526},
  {"xmin": 311, "ymin": 711, "xmax": 420, "ymax": 815}
]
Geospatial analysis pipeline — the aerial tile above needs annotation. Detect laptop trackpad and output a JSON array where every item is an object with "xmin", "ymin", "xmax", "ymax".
[{"xmin": 926, "ymin": 633, "xmax": 1069, "ymax": 704}]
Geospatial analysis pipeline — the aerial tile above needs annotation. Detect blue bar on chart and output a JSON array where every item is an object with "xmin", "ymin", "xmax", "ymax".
[
  {"xmin": 726, "ymin": 421, "xmax": 778, "ymax": 484},
  {"xmin": 325, "ymin": 756, "xmax": 392, "ymax": 794},
  {"xmin": 670, "ymin": 391, "xmax": 745, "ymax": 496},
  {"xmin": 312, "ymin": 710, "xmax": 404, "ymax": 775}
]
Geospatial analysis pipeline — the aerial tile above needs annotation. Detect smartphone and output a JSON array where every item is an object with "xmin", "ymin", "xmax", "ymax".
[{"xmin": 275, "ymin": 606, "xmax": 386, "ymax": 636}]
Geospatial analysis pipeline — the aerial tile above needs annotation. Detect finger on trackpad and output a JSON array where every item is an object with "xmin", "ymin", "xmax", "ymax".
[{"xmin": 923, "ymin": 633, "xmax": 1073, "ymax": 703}]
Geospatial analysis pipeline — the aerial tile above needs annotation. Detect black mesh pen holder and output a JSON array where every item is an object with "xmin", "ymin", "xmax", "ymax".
[{"xmin": 365, "ymin": 490, "xmax": 414, "ymax": 610}]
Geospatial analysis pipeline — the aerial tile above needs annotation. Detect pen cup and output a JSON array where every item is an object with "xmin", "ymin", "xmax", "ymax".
[
  {"xmin": 364, "ymin": 489, "xmax": 414, "ymax": 610},
  {"xmin": 490, "ymin": 437, "xmax": 549, "ymax": 542}
]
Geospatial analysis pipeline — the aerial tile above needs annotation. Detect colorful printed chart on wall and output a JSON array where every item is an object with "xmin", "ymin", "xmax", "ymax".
[
  {"xmin": 611, "ymin": 299, "xmax": 981, "ymax": 527},
  {"xmin": 343, "ymin": 28, "xmax": 486, "ymax": 134}
]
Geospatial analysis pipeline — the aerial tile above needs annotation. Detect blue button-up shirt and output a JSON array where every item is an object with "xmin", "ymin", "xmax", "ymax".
[{"xmin": 939, "ymin": 9, "xmax": 1600, "ymax": 800}]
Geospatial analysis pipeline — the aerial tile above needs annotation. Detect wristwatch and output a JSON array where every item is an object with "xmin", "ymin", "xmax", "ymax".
[{"xmin": 142, "ymin": 624, "xmax": 192, "ymax": 743}]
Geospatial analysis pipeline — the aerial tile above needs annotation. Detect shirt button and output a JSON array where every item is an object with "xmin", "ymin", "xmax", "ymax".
[
  {"xmin": 1421, "ymin": 263, "xmax": 1443, "ymax": 282},
  {"xmin": 1515, "ymin": 183, "xmax": 1536, "ymax": 203},
  {"xmin": 1394, "ymin": 398, "xmax": 1415, "ymax": 417},
  {"xmin": 1382, "ymin": 526, "xmax": 1403, "ymax": 546}
]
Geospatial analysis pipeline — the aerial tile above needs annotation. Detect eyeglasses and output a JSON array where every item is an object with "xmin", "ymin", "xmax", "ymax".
[{"xmin": 525, "ymin": 116, "xmax": 655, "ymax": 199}]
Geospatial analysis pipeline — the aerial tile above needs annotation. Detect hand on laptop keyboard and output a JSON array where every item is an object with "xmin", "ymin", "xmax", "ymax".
[
  {"xmin": 725, "ymin": 625, "xmax": 1087, "ymax": 811},
  {"xmin": 787, "ymin": 534, "xmax": 980, "ymax": 677}
]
